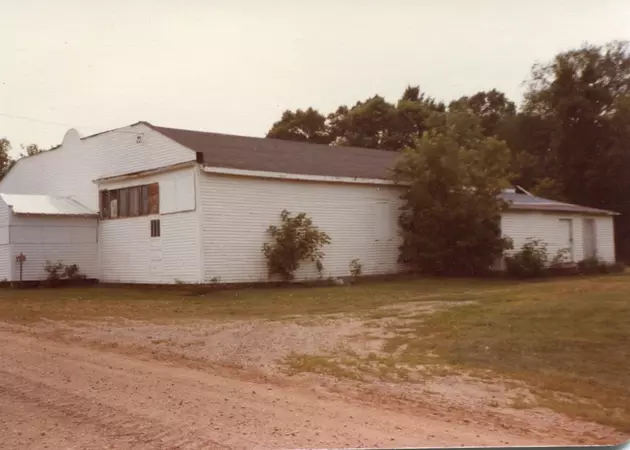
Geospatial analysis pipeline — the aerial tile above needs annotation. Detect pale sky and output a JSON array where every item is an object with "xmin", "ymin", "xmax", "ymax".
[{"xmin": 2, "ymin": 0, "xmax": 630, "ymax": 157}]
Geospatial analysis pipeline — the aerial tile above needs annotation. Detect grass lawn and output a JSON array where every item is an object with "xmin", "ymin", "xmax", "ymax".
[
  {"xmin": 0, "ymin": 276, "xmax": 509, "ymax": 322},
  {"xmin": 1, "ymin": 274, "xmax": 629, "ymax": 431}
]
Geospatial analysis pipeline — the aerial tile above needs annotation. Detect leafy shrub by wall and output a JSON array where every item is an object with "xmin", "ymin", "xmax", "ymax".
[{"xmin": 262, "ymin": 210, "xmax": 331, "ymax": 281}]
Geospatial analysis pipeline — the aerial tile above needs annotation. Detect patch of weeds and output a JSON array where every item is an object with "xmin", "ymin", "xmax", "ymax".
[
  {"xmin": 509, "ymin": 393, "xmax": 537, "ymax": 410},
  {"xmin": 283, "ymin": 353, "xmax": 363, "ymax": 380}
]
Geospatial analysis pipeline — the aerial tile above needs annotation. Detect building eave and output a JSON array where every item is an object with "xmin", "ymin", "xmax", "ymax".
[
  {"xmin": 201, "ymin": 165, "xmax": 399, "ymax": 186},
  {"xmin": 507, "ymin": 204, "xmax": 618, "ymax": 216},
  {"xmin": 93, "ymin": 161, "xmax": 196, "ymax": 184}
]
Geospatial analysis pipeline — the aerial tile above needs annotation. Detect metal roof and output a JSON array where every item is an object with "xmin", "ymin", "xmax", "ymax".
[
  {"xmin": 501, "ymin": 192, "xmax": 617, "ymax": 216},
  {"xmin": 0, "ymin": 193, "xmax": 97, "ymax": 217}
]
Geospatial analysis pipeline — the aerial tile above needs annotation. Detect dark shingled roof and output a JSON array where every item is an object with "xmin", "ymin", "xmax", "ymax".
[
  {"xmin": 145, "ymin": 122, "xmax": 399, "ymax": 180},
  {"xmin": 501, "ymin": 192, "xmax": 617, "ymax": 216},
  {"xmin": 140, "ymin": 122, "xmax": 616, "ymax": 215}
]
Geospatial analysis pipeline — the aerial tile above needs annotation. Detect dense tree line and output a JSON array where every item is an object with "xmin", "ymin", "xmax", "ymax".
[{"xmin": 267, "ymin": 41, "xmax": 630, "ymax": 261}]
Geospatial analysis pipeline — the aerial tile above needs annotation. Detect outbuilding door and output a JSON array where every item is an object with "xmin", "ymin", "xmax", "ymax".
[
  {"xmin": 583, "ymin": 218, "xmax": 597, "ymax": 259},
  {"xmin": 559, "ymin": 218, "xmax": 574, "ymax": 261}
]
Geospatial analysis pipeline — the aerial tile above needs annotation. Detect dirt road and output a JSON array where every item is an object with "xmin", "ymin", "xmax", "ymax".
[{"xmin": 0, "ymin": 328, "xmax": 621, "ymax": 449}]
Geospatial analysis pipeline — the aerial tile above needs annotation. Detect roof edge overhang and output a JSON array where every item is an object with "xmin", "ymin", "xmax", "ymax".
[
  {"xmin": 201, "ymin": 165, "xmax": 399, "ymax": 186},
  {"xmin": 12, "ymin": 212, "xmax": 98, "ymax": 218},
  {"xmin": 93, "ymin": 160, "xmax": 197, "ymax": 184},
  {"xmin": 507, "ymin": 204, "xmax": 619, "ymax": 216}
]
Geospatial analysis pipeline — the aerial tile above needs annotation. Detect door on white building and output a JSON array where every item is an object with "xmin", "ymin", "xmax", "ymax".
[
  {"xmin": 559, "ymin": 218, "xmax": 574, "ymax": 261},
  {"xmin": 583, "ymin": 218, "xmax": 597, "ymax": 259}
]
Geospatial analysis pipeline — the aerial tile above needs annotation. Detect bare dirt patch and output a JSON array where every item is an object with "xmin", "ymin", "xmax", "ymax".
[{"xmin": 0, "ymin": 326, "xmax": 624, "ymax": 450}]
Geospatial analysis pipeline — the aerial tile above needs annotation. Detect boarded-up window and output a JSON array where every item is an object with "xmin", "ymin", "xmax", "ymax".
[
  {"xmin": 148, "ymin": 183, "xmax": 159, "ymax": 215},
  {"xmin": 109, "ymin": 190, "xmax": 119, "ymax": 218},
  {"xmin": 129, "ymin": 186, "xmax": 141, "ymax": 217},
  {"xmin": 141, "ymin": 185, "xmax": 149, "ymax": 215},
  {"xmin": 119, "ymin": 188, "xmax": 129, "ymax": 217},
  {"xmin": 99, "ymin": 190, "xmax": 109, "ymax": 219},
  {"xmin": 98, "ymin": 182, "xmax": 159, "ymax": 220}
]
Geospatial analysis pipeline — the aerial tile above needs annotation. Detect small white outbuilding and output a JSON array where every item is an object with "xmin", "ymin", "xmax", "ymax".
[{"xmin": 0, "ymin": 194, "xmax": 98, "ymax": 282}]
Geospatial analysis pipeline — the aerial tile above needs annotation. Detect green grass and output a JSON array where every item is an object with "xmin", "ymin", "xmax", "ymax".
[
  {"xmin": 1, "ymin": 274, "xmax": 629, "ymax": 430},
  {"xmin": 0, "ymin": 277, "xmax": 508, "ymax": 323},
  {"xmin": 380, "ymin": 273, "xmax": 630, "ymax": 431}
]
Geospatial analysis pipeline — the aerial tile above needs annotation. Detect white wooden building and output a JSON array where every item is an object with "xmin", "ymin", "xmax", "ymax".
[
  {"xmin": 0, "ymin": 121, "xmax": 617, "ymax": 283},
  {"xmin": 0, "ymin": 194, "xmax": 98, "ymax": 282}
]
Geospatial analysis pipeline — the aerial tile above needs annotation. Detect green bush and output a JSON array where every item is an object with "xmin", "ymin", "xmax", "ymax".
[
  {"xmin": 262, "ymin": 210, "xmax": 331, "ymax": 281},
  {"xmin": 349, "ymin": 259, "xmax": 363, "ymax": 278},
  {"xmin": 505, "ymin": 238, "xmax": 549, "ymax": 278},
  {"xmin": 44, "ymin": 261, "xmax": 85, "ymax": 286},
  {"xmin": 578, "ymin": 257, "xmax": 625, "ymax": 274}
]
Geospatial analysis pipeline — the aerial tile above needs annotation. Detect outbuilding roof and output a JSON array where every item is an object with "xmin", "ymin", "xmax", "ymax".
[
  {"xmin": 0, "ymin": 193, "xmax": 97, "ymax": 217},
  {"xmin": 501, "ymin": 192, "xmax": 617, "ymax": 216},
  {"xmin": 147, "ymin": 123, "xmax": 399, "ymax": 180}
]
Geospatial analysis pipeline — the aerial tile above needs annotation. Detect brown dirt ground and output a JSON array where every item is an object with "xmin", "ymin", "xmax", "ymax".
[{"xmin": 0, "ymin": 313, "xmax": 627, "ymax": 449}]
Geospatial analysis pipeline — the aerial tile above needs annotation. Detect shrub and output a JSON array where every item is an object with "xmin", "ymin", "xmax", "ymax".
[
  {"xmin": 0, "ymin": 278, "xmax": 9, "ymax": 288},
  {"xmin": 505, "ymin": 238, "xmax": 549, "ymax": 278},
  {"xmin": 550, "ymin": 248, "xmax": 571, "ymax": 267},
  {"xmin": 262, "ymin": 210, "xmax": 331, "ymax": 281},
  {"xmin": 578, "ymin": 257, "xmax": 625, "ymax": 275},
  {"xmin": 349, "ymin": 259, "xmax": 363, "ymax": 278},
  {"xmin": 44, "ymin": 260, "xmax": 85, "ymax": 286}
]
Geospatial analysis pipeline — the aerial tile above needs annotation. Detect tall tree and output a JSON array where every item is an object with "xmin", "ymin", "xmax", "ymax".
[
  {"xmin": 395, "ymin": 110, "xmax": 512, "ymax": 275},
  {"xmin": 0, "ymin": 138, "xmax": 13, "ymax": 181},
  {"xmin": 523, "ymin": 41, "xmax": 630, "ymax": 257},
  {"xmin": 327, "ymin": 95, "xmax": 398, "ymax": 150},
  {"xmin": 450, "ymin": 89, "xmax": 516, "ymax": 137},
  {"xmin": 266, "ymin": 108, "xmax": 332, "ymax": 144}
]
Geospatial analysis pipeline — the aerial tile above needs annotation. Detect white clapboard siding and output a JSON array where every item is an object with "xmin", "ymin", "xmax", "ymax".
[
  {"xmin": 99, "ymin": 211, "xmax": 200, "ymax": 284},
  {"xmin": 0, "ymin": 123, "xmax": 195, "ymax": 211},
  {"xmin": 0, "ymin": 198, "xmax": 9, "ymax": 281},
  {"xmin": 199, "ymin": 172, "xmax": 404, "ymax": 283},
  {"xmin": 98, "ymin": 167, "xmax": 201, "ymax": 284},
  {"xmin": 501, "ymin": 211, "xmax": 615, "ymax": 263},
  {"xmin": 8, "ymin": 215, "xmax": 98, "ymax": 281},
  {"xmin": 0, "ymin": 244, "xmax": 9, "ymax": 281}
]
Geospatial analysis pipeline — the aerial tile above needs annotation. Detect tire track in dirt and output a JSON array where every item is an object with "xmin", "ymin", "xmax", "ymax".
[
  {"xmin": 0, "ymin": 370, "xmax": 227, "ymax": 449},
  {"xmin": 0, "ymin": 327, "xmax": 621, "ymax": 449}
]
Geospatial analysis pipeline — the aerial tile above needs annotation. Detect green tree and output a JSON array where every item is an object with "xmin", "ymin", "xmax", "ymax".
[
  {"xmin": 20, "ymin": 143, "xmax": 42, "ymax": 157},
  {"xmin": 0, "ymin": 138, "xmax": 13, "ymax": 181},
  {"xmin": 523, "ymin": 41, "xmax": 630, "ymax": 257},
  {"xmin": 327, "ymin": 95, "xmax": 398, "ymax": 150},
  {"xmin": 266, "ymin": 86, "xmax": 444, "ymax": 152},
  {"xmin": 450, "ymin": 89, "xmax": 516, "ymax": 137},
  {"xmin": 395, "ymin": 110, "xmax": 512, "ymax": 275},
  {"xmin": 266, "ymin": 108, "xmax": 332, "ymax": 144}
]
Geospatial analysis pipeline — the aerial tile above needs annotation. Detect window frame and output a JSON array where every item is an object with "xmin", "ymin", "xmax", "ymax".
[{"xmin": 99, "ymin": 182, "xmax": 159, "ymax": 220}]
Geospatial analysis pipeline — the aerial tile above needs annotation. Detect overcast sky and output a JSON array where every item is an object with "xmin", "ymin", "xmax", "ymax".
[{"xmin": 2, "ymin": 0, "xmax": 630, "ymax": 157}]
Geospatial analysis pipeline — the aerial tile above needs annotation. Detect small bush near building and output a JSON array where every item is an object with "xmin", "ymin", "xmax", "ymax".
[
  {"xmin": 44, "ymin": 261, "xmax": 86, "ymax": 286},
  {"xmin": 505, "ymin": 238, "xmax": 549, "ymax": 278},
  {"xmin": 262, "ymin": 210, "xmax": 331, "ymax": 281},
  {"xmin": 349, "ymin": 259, "xmax": 363, "ymax": 278}
]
